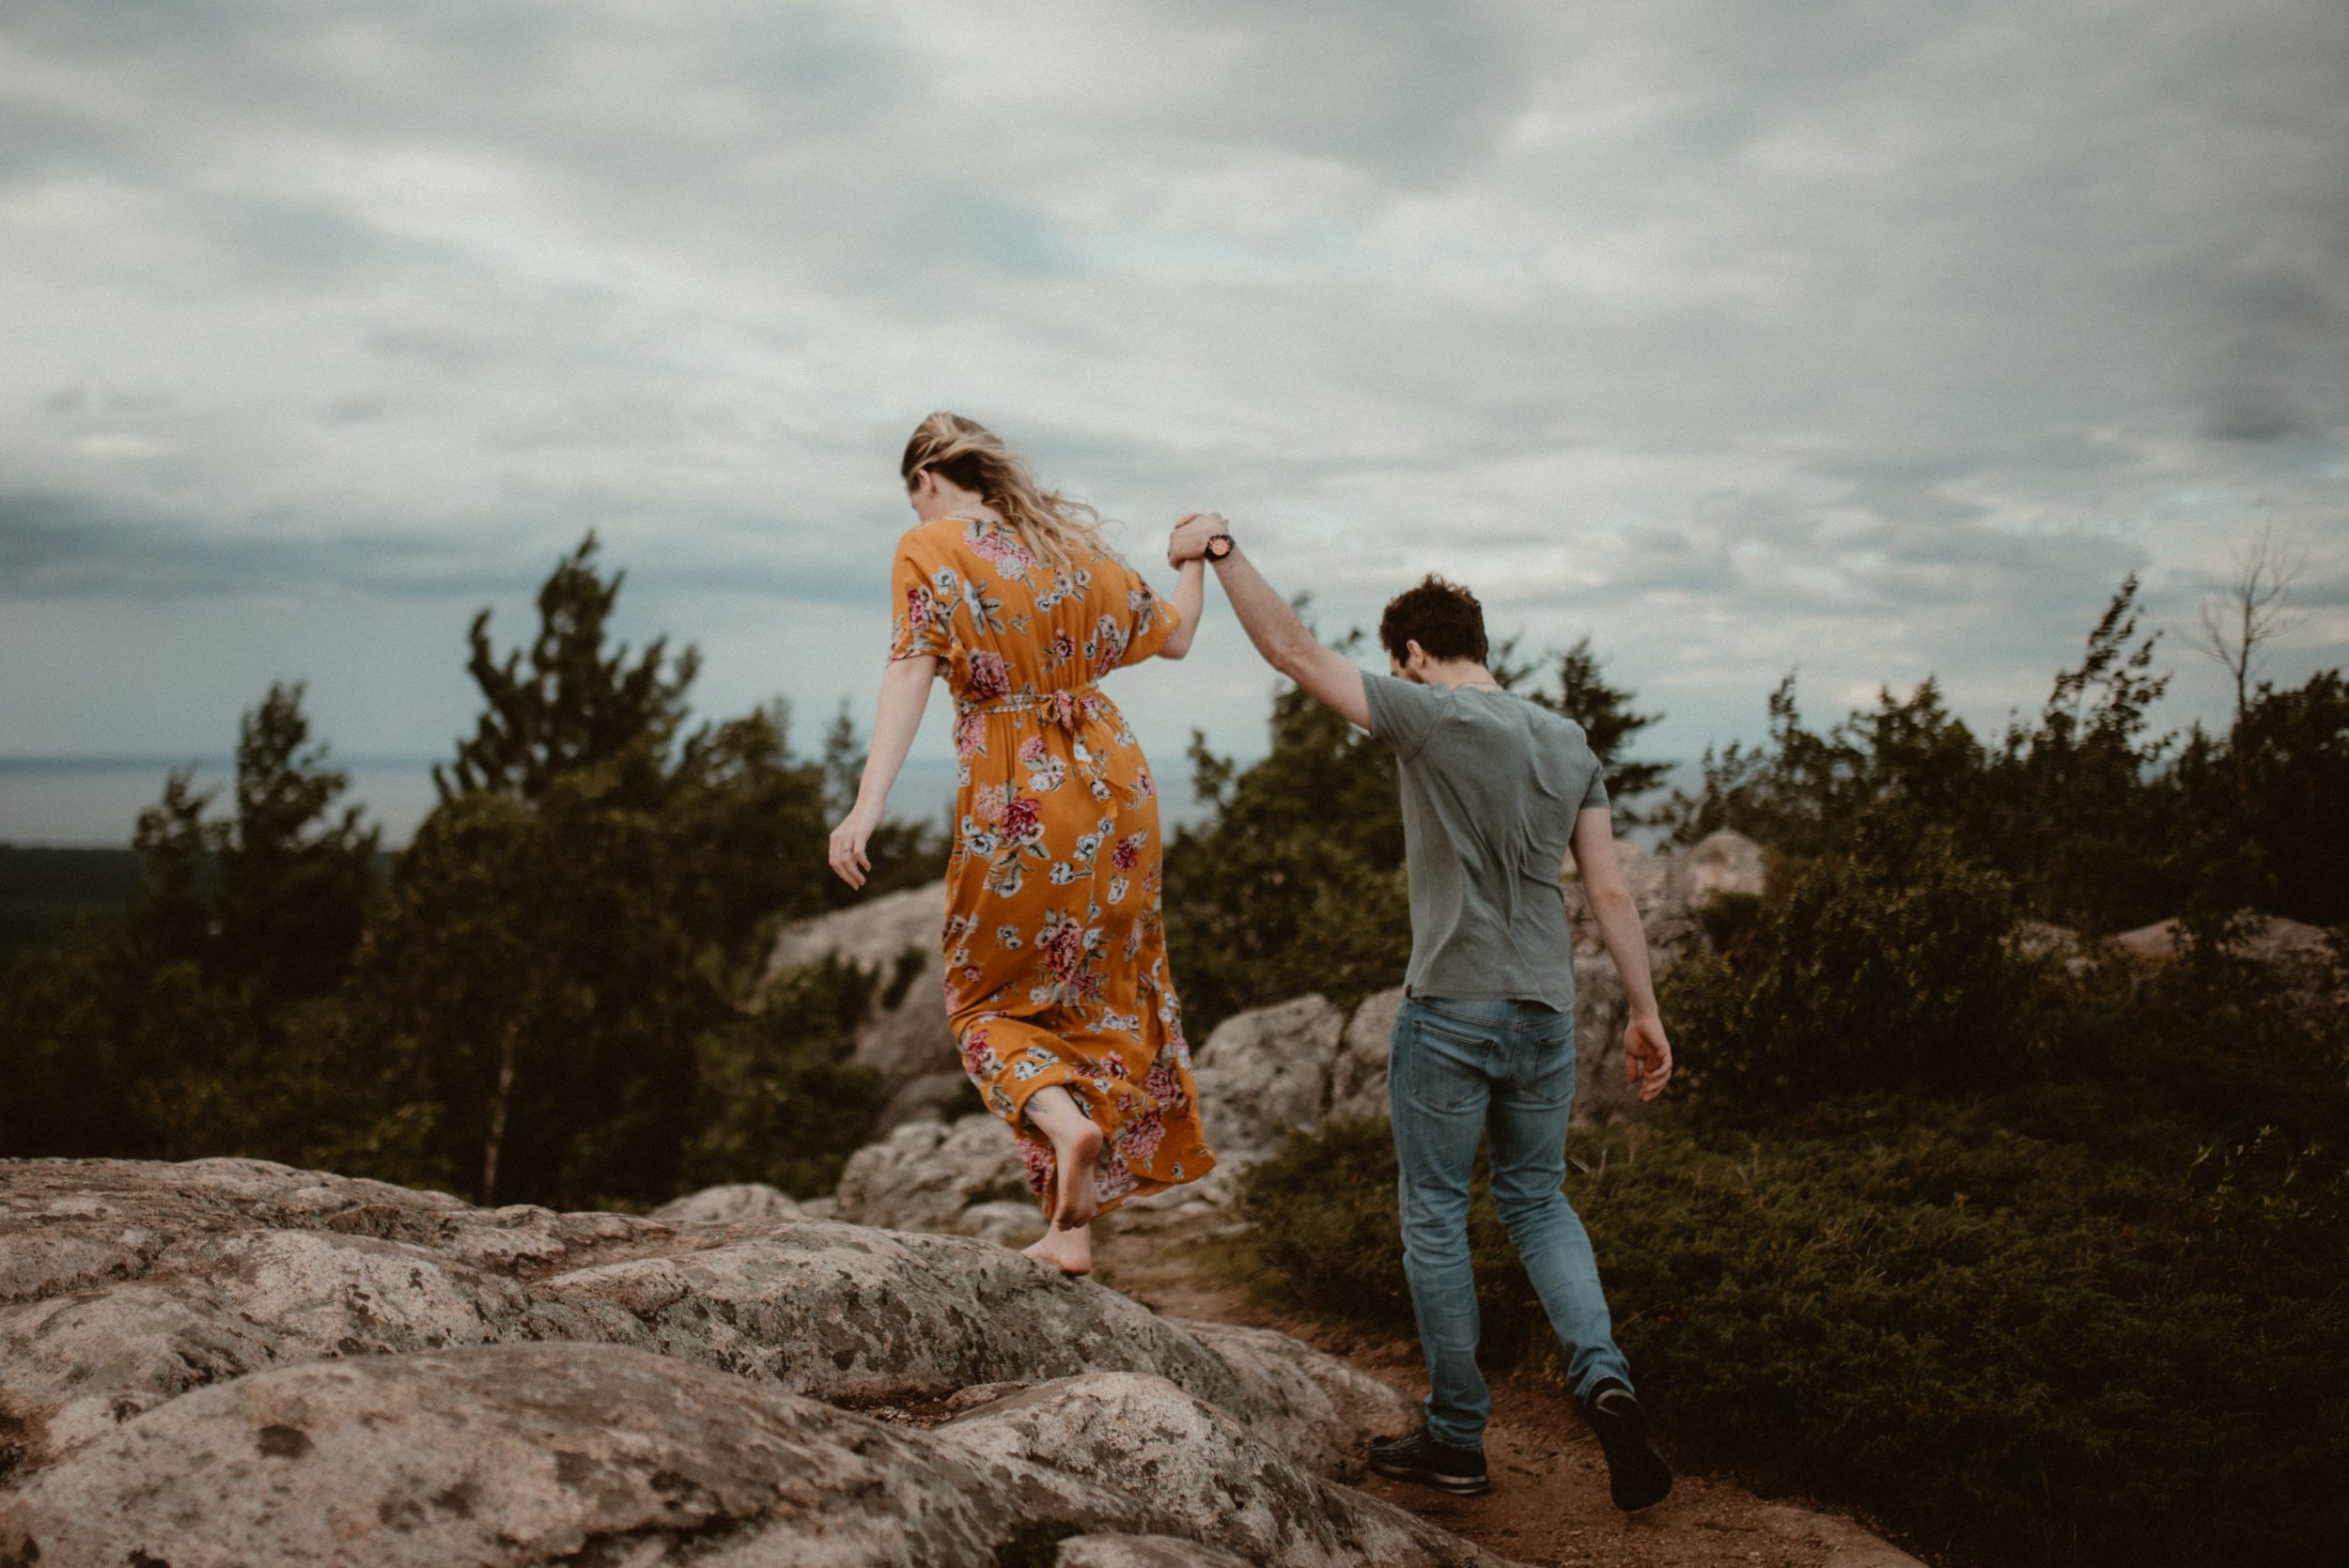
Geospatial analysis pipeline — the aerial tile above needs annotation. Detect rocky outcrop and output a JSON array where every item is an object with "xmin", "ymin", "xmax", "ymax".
[
  {"xmin": 0, "ymin": 1157, "xmax": 1486, "ymax": 1568},
  {"xmin": 0, "ymin": 1344, "xmax": 1494, "ymax": 1568}
]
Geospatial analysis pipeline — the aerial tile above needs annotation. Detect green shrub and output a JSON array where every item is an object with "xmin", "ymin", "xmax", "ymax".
[
  {"xmin": 1240, "ymin": 1094, "xmax": 2349, "ymax": 1568},
  {"xmin": 1667, "ymin": 801, "xmax": 2041, "ymax": 1113},
  {"xmin": 676, "ymin": 958, "xmax": 886, "ymax": 1199}
]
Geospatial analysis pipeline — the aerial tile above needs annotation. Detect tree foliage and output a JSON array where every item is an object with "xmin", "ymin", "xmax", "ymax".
[{"xmin": 0, "ymin": 539, "xmax": 942, "ymax": 1208}]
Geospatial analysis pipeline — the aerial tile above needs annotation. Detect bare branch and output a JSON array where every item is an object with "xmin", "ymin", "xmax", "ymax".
[{"xmin": 2187, "ymin": 522, "xmax": 2308, "ymax": 726}]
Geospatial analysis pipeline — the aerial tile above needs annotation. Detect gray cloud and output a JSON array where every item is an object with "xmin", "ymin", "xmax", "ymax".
[{"xmin": 1, "ymin": 0, "xmax": 2343, "ymax": 788}]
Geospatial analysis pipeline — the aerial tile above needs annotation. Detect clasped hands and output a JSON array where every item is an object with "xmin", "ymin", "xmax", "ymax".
[{"xmin": 1165, "ymin": 511, "xmax": 1229, "ymax": 569}]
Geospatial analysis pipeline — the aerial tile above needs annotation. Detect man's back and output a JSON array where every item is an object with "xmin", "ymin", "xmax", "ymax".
[{"xmin": 1361, "ymin": 674, "xmax": 1609, "ymax": 1013}]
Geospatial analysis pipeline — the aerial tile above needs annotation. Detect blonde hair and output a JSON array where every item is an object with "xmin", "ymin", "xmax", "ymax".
[{"xmin": 900, "ymin": 411, "xmax": 1105, "ymax": 574}]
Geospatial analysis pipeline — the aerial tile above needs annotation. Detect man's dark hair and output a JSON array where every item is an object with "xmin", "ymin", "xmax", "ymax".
[{"xmin": 1378, "ymin": 574, "xmax": 1488, "ymax": 667}]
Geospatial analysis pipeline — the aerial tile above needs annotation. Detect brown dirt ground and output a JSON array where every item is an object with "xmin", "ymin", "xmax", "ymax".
[{"xmin": 1091, "ymin": 1206, "xmax": 1929, "ymax": 1568}]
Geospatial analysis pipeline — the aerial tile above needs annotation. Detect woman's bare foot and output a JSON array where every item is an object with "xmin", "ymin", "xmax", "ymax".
[
  {"xmin": 1049, "ymin": 1120, "xmax": 1103, "ymax": 1230},
  {"xmin": 1022, "ymin": 1220, "xmax": 1093, "ymax": 1275},
  {"xmin": 1020, "ymin": 1085, "xmax": 1104, "ymax": 1233}
]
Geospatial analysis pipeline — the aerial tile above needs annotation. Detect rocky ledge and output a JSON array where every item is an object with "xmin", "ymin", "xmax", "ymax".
[{"xmin": 0, "ymin": 1157, "xmax": 1504, "ymax": 1568}]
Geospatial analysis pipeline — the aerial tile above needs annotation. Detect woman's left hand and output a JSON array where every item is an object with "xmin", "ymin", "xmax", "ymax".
[{"xmin": 829, "ymin": 808, "xmax": 878, "ymax": 889}]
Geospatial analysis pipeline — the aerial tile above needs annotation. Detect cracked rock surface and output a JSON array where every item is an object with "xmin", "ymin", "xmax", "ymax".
[{"xmin": 0, "ymin": 1157, "xmax": 1492, "ymax": 1568}]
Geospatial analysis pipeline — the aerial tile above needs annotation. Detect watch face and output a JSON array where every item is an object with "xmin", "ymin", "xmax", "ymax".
[{"xmin": 1207, "ymin": 535, "xmax": 1234, "ymax": 558}]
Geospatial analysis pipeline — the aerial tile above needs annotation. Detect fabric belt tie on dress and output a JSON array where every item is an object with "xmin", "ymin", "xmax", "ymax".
[{"xmin": 958, "ymin": 685, "xmax": 1105, "ymax": 731}]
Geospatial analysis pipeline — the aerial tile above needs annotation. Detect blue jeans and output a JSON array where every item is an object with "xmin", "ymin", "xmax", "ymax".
[{"xmin": 1389, "ymin": 993, "xmax": 1633, "ymax": 1450}]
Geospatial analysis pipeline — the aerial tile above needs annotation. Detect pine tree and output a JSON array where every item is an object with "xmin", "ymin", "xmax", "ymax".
[
  {"xmin": 1525, "ymin": 637, "xmax": 1672, "ymax": 818},
  {"xmin": 434, "ymin": 534, "xmax": 699, "ymax": 804}
]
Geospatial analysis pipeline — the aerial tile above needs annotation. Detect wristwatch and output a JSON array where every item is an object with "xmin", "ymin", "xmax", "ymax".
[{"xmin": 1206, "ymin": 532, "xmax": 1236, "ymax": 561}]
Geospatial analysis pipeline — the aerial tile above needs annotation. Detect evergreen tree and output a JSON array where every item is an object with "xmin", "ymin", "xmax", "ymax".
[
  {"xmin": 1524, "ymin": 637, "xmax": 1672, "ymax": 817},
  {"xmin": 0, "ymin": 683, "xmax": 375, "ymax": 1161},
  {"xmin": 435, "ymin": 534, "xmax": 697, "ymax": 804}
]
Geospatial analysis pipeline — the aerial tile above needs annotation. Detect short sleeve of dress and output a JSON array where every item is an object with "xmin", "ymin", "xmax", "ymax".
[
  {"xmin": 1112, "ymin": 558, "xmax": 1181, "ymax": 669},
  {"xmin": 888, "ymin": 531, "xmax": 948, "ymax": 662}
]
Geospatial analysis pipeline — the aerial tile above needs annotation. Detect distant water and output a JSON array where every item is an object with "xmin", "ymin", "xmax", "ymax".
[{"xmin": 0, "ymin": 753, "xmax": 1205, "ymax": 848}]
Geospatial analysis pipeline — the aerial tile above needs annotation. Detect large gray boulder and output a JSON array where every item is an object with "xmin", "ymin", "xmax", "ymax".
[
  {"xmin": 649, "ymin": 1182, "xmax": 801, "ymax": 1225},
  {"xmin": 833, "ymin": 1113, "xmax": 1034, "ymax": 1239},
  {"xmin": 1561, "ymin": 829, "xmax": 1766, "ymax": 960},
  {"xmin": 934, "ymin": 1372, "xmax": 1499, "ymax": 1568},
  {"xmin": 0, "ymin": 1157, "xmax": 1428, "ymax": 1565},
  {"xmin": 0, "ymin": 1345, "xmax": 1494, "ymax": 1568},
  {"xmin": 760, "ymin": 882, "xmax": 959, "ymax": 1122},
  {"xmin": 1192, "ymin": 994, "xmax": 1349, "ymax": 1161}
]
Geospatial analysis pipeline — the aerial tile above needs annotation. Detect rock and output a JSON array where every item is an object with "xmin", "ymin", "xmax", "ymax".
[
  {"xmin": 0, "ymin": 1158, "xmax": 1416, "ymax": 1523},
  {"xmin": 956, "ymin": 1199, "xmax": 1050, "ymax": 1247},
  {"xmin": 1562, "ymin": 829, "xmax": 1764, "ymax": 960},
  {"xmin": 761, "ymin": 882, "xmax": 960, "ymax": 1104},
  {"xmin": 650, "ymin": 1182, "xmax": 801, "ymax": 1224},
  {"xmin": 1191, "ymin": 994, "xmax": 1347, "ymax": 1161},
  {"xmin": 1058, "ymin": 1534, "xmax": 1253, "ymax": 1568},
  {"xmin": 535, "ymin": 1221, "xmax": 1369, "ymax": 1464},
  {"xmin": 1572, "ymin": 955, "xmax": 1641, "ymax": 1126},
  {"xmin": 834, "ymin": 1113, "xmax": 1030, "ymax": 1234},
  {"xmin": 0, "ymin": 1343, "xmax": 1154, "ymax": 1568},
  {"xmin": 1, "ymin": 1345, "xmax": 1500, "ymax": 1568},
  {"xmin": 933, "ymin": 1371, "xmax": 1504, "ymax": 1567},
  {"xmin": 1684, "ymin": 829, "xmax": 1767, "ymax": 906},
  {"xmin": 2113, "ymin": 911, "xmax": 2333, "ymax": 968},
  {"xmin": 1171, "ymin": 1318, "xmax": 1414, "ymax": 1480},
  {"xmin": 1330, "ymin": 987, "xmax": 1402, "ymax": 1124},
  {"xmin": 800, "ymin": 1193, "xmax": 841, "ymax": 1219},
  {"xmin": 879, "ymin": 1067, "xmax": 982, "ymax": 1129},
  {"xmin": 2014, "ymin": 920, "xmax": 2084, "ymax": 961}
]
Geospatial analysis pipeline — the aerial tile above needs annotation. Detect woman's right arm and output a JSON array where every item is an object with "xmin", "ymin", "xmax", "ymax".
[{"xmin": 830, "ymin": 653, "xmax": 937, "ymax": 889}]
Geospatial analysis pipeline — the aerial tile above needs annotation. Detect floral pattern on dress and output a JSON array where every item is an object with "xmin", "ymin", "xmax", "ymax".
[{"xmin": 887, "ymin": 515, "xmax": 1215, "ymax": 1216}]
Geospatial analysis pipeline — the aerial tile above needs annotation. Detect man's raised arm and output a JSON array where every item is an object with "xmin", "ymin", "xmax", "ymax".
[{"xmin": 1170, "ymin": 513, "xmax": 1371, "ymax": 730}]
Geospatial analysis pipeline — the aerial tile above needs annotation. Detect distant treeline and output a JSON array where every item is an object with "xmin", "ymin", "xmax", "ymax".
[{"xmin": 0, "ymin": 847, "xmax": 156, "ymax": 969}]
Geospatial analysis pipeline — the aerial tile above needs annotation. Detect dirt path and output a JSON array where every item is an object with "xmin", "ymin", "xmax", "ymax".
[{"xmin": 1093, "ymin": 1206, "xmax": 1927, "ymax": 1568}]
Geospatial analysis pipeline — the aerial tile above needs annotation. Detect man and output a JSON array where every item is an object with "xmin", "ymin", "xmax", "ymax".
[{"xmin": 1167, "ymin": 512, "xmax": 1676, "ymax": 1513}]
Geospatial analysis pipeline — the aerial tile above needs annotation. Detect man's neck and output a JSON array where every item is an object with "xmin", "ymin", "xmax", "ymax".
[{"xmin": 1422, "ymin": 660, "xmax": 1500, "ymax": 691}]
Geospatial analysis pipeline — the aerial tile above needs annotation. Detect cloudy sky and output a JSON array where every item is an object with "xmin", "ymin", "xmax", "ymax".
[{"xmin": 3, "ymin": 0, "xmax": 2344, "ymax": 837}]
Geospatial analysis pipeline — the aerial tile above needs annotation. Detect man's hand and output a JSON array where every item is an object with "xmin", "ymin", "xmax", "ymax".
[
  {"xmin": 1168, "ymin": 511, "xmax": 1226, "ymax": 567},
  {"xmin": 1624, "ymin": 1014, "xmax": 1674, "ymax": 1101}
]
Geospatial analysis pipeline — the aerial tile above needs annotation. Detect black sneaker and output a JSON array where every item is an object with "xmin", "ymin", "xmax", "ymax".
[
  {"xmin": 1582, "ymin": 1377, "xmax": 1672, "ymax": 1511},
  {"xmin": 1367, "ymin": 1426, "xmax": 1491, "ymax": 1497}
]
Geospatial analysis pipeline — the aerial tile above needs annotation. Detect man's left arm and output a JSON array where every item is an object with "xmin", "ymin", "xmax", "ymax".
[{"xmin": 1171, "ymin": 514, "xmax": 1369, "ymax": 729}]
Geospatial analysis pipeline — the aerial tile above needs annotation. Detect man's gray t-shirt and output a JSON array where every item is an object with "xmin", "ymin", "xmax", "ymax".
[{"xmin": 1361, "ymin": 673, "xmax": 1609, "ymax": 1013}]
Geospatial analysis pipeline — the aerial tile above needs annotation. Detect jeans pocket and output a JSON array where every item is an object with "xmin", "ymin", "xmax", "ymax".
[
  {"xmin": 1401, "ymin": 1008, "xmax": 1493, "ymax": 1112},
  {"xmin": 1509, "ymin": 1035, "xmax": 1579, "ymax": 1111}
]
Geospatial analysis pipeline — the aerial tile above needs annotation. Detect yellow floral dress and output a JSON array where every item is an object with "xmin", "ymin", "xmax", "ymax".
[{"xmin": 889, "ymin": 515, "xmax": 1216, "ymax": 1217}]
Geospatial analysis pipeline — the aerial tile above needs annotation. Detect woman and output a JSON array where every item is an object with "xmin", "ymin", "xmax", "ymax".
[{"xmin": 829, "ymin": 411, "xmax": 1215, "ymax": 1275}]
